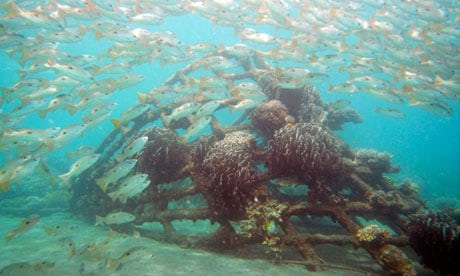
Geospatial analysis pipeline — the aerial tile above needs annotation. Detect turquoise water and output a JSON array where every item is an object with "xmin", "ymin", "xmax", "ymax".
[{"xmin": 1, "ymin": 1, "xmax": 459, "ymax": 274}]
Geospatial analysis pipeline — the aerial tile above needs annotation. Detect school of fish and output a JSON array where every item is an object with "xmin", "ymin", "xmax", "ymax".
[{"xmin": 0, "ymin": 0, "xmax": 459, "ymax": 199}]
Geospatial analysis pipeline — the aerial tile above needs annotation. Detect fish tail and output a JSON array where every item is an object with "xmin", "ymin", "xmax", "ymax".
[
  {"xmin": 0, "ymin": 181, "xmax": 10, "ymax": 192},
  {"xmin": 120, "ymin": 195, "xmax": 128, "ymax": 205},
  {"xmin": 111, "ymin": 119, "xmax": 121, "ymax": 129},
  {"xmin": 107, "ymin": 191, "xmax": 117, "ymax": 202},
  {"xmin": 95, "ymin": 215, "xmax": 103, "ymax": 226},
  {"xmin": 44, "ymin": 58, "xmax": 55, "ymax": 68},
  {"xmin": 5, "ymin": 230, "xmax": 16, "ymax": 242},
  {"xmin": 107, "ymin": 257, "xmax": 119, "ymax": 271},
  {"xmin": 160, "ymin": 113, "xmax": 171, "ymax": 128},
  {"xmin": 137, "ymin": 92, "xmax": 148, "ymax": 105},
  {"xmin": 43, "ymin": 227, "xmax": 54, "ymax": 235},
  {"xmin": 59, "ymin": 173, "xmax": 71, "ymax": 186},
  {"xmin": 3, "ymin": 1, "xmax": 19, "ymax": 19},
  {"xmin": 434, "ymin": 75, "xmax": 443, "ymax": 87}
]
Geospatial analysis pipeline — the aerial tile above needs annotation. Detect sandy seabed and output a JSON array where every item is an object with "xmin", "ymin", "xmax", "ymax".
[{"xmin": 0, "ymin": 212, "xmax": 394, "ymax": 275}]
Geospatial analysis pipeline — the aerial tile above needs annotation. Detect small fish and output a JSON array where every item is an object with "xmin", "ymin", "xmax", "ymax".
[
  {"xmin": 329, "ymin": 99, "xmax": 351, "ymax": 109},
  {"xmin": 95, "ymin": 212, "xmax": 136, "ymax": 226},
  {"xmin": 193, "ymin": 100, "xmax": 222, "ymax": 119},
  {"xmin": 183, "ymin": 116, "xmax": 212, "ymax": 142},
  {"xmin": 107, "ymin": 246, "xmax": 147, "ymax": 271},
  {"xmin": 161, "ymin": 102, "xmax": 201, "ymax": 127},
  {"xmin": 0, "ymin": 155, "xmax": 32, "ymax": 192},
  {"xmin": 111, "ymin": 104, "xmax": 150, "ymax": 129},
  {"xmin": 59, "ymin": 154, "xmax": 101, "ymax": 186},
  {"xmin": 107, "ymin": 174, "xmax": 150, "ymax": 204},
  {"xmin": 115, "ymin": 136, "xmax": 149, "ymax": 162},
  {"xmin": 0, "ymin": 261, "xmax": 55, "ymax": 276},
  {"xmin": 50, "ymin": 124, "xmax": 87, "ymax": 149},
  {"xmin": 96, "ymin": 159, "xmax": 137, "ymax": 192},
  {"xmin": 44, "ymin": 59, "xmax": 93, "ymax": 82},
  {"xmin": 43, "ymin": 224, "xmax": 79, "ymax": 236},
  {"xmin": 5, "ymin": 214, "xmax": 40, "ymax": 241},
  {"xmin": 66, "ymin": 146, "xmax": 95, "ymax": 160},
  {"xmin": 59, "ymin": 237, "xmax": 76, "ymax": 261},
  {"xmin": 230, "ymin": 99, "xmax": 258, "ymax": 112},
  {"xmin": 375, "ymin": 107, "xmax": 406, "ymax": 118}
]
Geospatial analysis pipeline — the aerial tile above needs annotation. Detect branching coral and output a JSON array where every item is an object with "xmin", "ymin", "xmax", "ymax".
[{"xmin": 406, "ymin": 211, "xmax": 460, "ymax": 275}]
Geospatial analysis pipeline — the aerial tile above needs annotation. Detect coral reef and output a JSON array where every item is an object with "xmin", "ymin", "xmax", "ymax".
[
  {"xmin": 137, "ymin": 127, "xmax": 190, "ymax": 184},
  {"xmin": 406, "ymin": 211, "xmax": 460, "ymax": 275},
  {"xmin": 197, "ymin": 131, "xmax": 261, "ymax": 221},
  {"xmin": 250, "ymin": 100, "xmax": 290, "ymax": 138},
  {"xmin": 356, "ymin": 224, "xmax": 391, "ymax": 245},
  {"xmin": 267, "ymin": 123, "xmax": 344, "ymax": 185},
  {"xmin": 68, "ymin": 49, "xmax": 445, "ymax": 275}
]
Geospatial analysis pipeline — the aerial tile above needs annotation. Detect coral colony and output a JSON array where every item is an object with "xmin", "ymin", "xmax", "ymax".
[{"xmin": 70, "ymin": 49, "xmax": 458, "ymax": 274}]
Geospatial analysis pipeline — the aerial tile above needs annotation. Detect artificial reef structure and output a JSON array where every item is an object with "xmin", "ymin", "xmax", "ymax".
[{"xmin": 70, "ymin": 49, "xmax": 459, "ymax": 275}]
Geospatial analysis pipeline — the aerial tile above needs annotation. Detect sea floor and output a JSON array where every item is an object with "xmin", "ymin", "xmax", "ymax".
[
  {"xmin": 1, "ymin": 212, "xmax": 432, "ymax": 276},
  {"xmin": 0, "ymin": 212, "xmax": 376, "ymax": 276}
]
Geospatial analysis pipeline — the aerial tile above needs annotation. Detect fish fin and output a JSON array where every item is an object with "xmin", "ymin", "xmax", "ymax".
[
  {"xmin": 160, "ymin": 113, "xmax": 170, "ymax": 128},
  {"xmin": 95, "ymin": 215, "xmax": 103, "ymax": 226},
  {"xmin": 107, "ymin": 191, "xmax": 117, "ymax": 202},
  {"xmin": 67, "ymin": 105, "xmax": 77, "ymax": 116},
  {"xmin": 274, "ymin": 67, "xmax": 282, "ymax": 79},
  {"xmin": 4, "ymin": 1, "xmax": 19, "ymax": 19},
  {"xmin": 44, "ymin": 58, "xmax": 56, "ymax": 68},
  {"xmin": 37, "ymin": 109, "xmax": 48, "ymax": 119},
  {"xmin": 309, "ymin": 55, "xmax": 318, "ymax": 63},
  {"xmin": 94, "ymin": 30, "xmax": 103, "ymax": 40},
  {"xmin": 327, "ymin": 85, "xmax": 334, "ymax": 93},
  {"xmin": 339, "ymin": 37, "xmax": 347, "ymax": 52},
  {"xmin": 328, "ymin": 7, "xmax": 336, "ymax": 20},
  {"xmin": 5, "ymin": 230, "xmax": 16, "ymax": 242},
  {"xmin": 290, "ymin": 37, "xmax": 297, "ymax": 48},
  {"xmin": 107, "ymin": 258, "xmax": 119, "ymax": 271},
  {"xmin": 96, "ymin": 179, "xmax": 107, "ymax": 192},
  {"xmin": 120, "ymin": 195, "xmax": 128, "ymax": 205},
  {"xmin": 403, "ymin": 85, "xmax": 413, "ymax": 93},
  {"xmin": 188, "ymin": 76, "xmax": 197, "ymax": 86},
  {"xmin": 43, "ymin": 227, "xmax": 53, "ymax": 236},
  {"xmin": 137, "ymin": 92, "xmax": 148, "ymax": 105},
  {"xmin": 409, "ymin": 99, "xmax": 421, "ymax": 106},
  {"xmin": 434, "ymin": 75, "xmax": 443, "ymax": 87},
  {"xmin": 111, "ymin": 119, "xmax": 121, "ymax": 129},
  {"xmin": 0, "ymin": 181, "xmax": 10, "ymax": 192},
  {"xmin": 59, "ymin": 173, "xmax": 71, "ymax": 186},
  {"xmin": 121, "ymin": 126, "xmax": 130, "ymax": 134}
]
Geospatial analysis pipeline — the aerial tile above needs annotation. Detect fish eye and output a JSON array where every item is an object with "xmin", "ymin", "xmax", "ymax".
[
  {"xmin": 63, "ymin": 131, "xmax": 67, "ymax": 135},
  {"xmin": 25, "ymin": 220, "xmax": 30, "ymax": 224}
]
